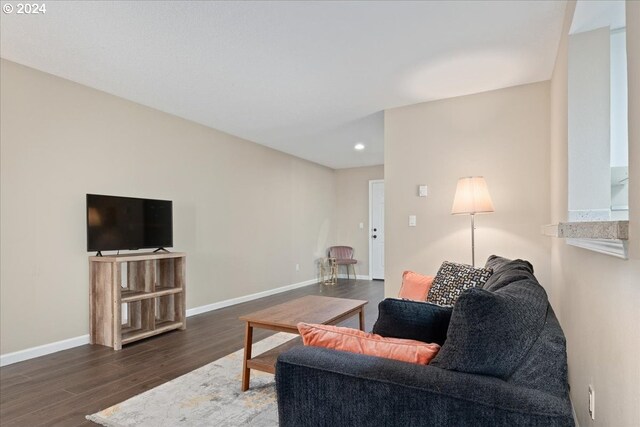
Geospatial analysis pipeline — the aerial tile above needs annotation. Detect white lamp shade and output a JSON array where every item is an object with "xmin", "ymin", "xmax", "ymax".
[{"xmin": 451, "ymin": 176, "xmax": 495, "ymax": 215}]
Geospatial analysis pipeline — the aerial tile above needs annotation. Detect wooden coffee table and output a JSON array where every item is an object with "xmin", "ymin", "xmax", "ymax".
[{"xmin": 239, "ymin": 295, "xmax": 367, "ymax": 391}]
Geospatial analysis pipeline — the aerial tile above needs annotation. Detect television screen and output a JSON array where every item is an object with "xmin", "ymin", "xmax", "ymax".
[{"xmin": 86, "ymin": 194, "xmax": 173, "ymax": 252}]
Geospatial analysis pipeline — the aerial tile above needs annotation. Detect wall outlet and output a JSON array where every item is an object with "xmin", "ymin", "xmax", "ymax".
[
  {"xmin": 359, "ymin": 222, "xmax": 364, "ymax": 229},
  {"xmin": 418, "ymin": 185, "xmax": 428, "ymax": 197},
  {"xmin": 408, "ymin": 215, "xmax": 417, "ymax": 227},
  {"xmin": 295, "ymin": 263, "xmax": 300, "ymax": 271},
  {"xmin": 588, "ymin": 385, "xmax": 595, "ymax": 420}
]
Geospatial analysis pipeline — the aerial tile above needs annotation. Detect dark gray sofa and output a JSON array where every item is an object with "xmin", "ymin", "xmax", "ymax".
[{"xmin": 275, "ymin": 256, "xmax": 574, "ymax": 426}]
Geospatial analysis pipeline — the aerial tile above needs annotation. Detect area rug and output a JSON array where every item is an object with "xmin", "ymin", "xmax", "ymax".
[{"xmin": 87, "ymin": 332, "xmax": 297, "ymax": 426}]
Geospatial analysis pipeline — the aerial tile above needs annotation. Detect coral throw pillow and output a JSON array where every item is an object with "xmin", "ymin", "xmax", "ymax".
[
  {"xmin": 297, "ymin": 323, "xmax": 440, "ymax": 365},
  {"xmin": 398, "ymin": 271, "xmax": 434, "ymax": 301}
]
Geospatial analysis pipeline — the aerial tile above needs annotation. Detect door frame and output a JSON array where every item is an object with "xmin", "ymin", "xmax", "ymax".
[{"xmin": 368, "ymin": 179, "xmax": 384, "ymax": 280}]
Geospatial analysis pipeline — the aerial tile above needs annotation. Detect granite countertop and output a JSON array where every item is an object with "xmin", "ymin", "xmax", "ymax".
[{"xmin": 541, "ymin": 220, "xmax": 629, "ymax": 240}]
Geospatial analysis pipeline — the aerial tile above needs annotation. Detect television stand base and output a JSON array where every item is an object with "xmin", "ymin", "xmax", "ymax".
[
  {"xmin": 153, "ymin": 247, "xmax": 170, "ymax": 253},
  {"xmin": 95, "ymin": 251, "xmax": 103, "ymax": 257}
]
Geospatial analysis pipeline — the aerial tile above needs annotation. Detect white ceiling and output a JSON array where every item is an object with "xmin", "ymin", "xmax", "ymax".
[{"xmin": 0, "ymin": 1, "xmax": 566, "ymax": 169}]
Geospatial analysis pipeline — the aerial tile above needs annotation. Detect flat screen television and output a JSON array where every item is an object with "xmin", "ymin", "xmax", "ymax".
[{"xmin": 86, "ymin": 194, "xmax": 173, "ymax": 252}]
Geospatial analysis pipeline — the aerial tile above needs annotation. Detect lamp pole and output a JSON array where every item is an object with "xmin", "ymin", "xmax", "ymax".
[{"xmin": 470, "ymin": 213, "xmax": 475, "ymax": 267}]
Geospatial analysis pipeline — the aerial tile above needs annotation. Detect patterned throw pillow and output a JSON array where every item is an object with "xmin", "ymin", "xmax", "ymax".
[{"xmin": 426, "ymin": 261, "xmax": 493, "ymax": 307}]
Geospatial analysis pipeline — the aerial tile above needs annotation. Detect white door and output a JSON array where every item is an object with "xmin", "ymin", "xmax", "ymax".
[{"xmin": 370, "ymin": 180, "xmax": 385, "ymax": 280}]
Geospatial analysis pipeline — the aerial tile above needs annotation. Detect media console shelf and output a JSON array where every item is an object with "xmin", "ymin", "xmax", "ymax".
[{"xmin": 89, "ymin": 252, "xmax": 186, "ymax": 350}]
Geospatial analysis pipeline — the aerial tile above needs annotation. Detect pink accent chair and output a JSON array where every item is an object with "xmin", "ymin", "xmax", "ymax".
[{"xmin": 328, "ymin": 246, "xmax": 358, "ymax": 281}]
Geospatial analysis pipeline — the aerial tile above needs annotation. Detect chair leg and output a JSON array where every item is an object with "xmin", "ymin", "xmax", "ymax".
[{"xmin": 331, "ymin": 261, "xmax": 337, "ymax": 285}]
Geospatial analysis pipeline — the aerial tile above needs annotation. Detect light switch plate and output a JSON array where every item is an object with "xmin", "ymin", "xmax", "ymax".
[
  {"xmin": 409, "ymin": 215, "xmax": 417, "ymax": 227},
  {"xmin": 418, "ymin": 185, "xmax": 428, "ymax": 197}
]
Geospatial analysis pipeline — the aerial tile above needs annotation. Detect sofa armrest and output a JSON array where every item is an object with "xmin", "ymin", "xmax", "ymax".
[
  {"xmin": 372, "ymin": 298, "xmax": 452, "ymax": 345},
  {"xmin": 276, "ymin": 346, "xmax": 574, "ymax": 427}
]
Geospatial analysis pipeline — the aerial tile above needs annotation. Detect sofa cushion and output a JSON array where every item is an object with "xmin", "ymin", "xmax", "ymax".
[
  {"xmin": 398, "ymin": 271, "xmax": 434, "ymax": 301},
  {"xmin": 297, "ymin": 323, "xmax": 440, "ymax": 365},
  {"xmin": 372, "ymin": 298, "xmax": 452, "ymax": 345},
  {"xmin": 430, "ymin": 275, "xmax": 549, "ymax": 380},
  {"xmin": 426, "ymin": 261, "xmax": 493, "ymax": 307},
  {"xmin": 483, "ymin": 255, "xmax": 535, "ymax": 292}
]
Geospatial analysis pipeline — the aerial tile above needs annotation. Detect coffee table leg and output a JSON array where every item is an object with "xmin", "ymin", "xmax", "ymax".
[
  {"xmin": 359, "ymin": 308, "xmax": 365, "ymax": 331},
  {"xmin": 242, "ymin": 322, "xmax": 253, "ymax": 391}
]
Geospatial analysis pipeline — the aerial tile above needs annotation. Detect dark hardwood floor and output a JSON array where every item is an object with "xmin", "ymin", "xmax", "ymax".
[{"xmin": 0, "ymin": 279, "xmax": 384, "ymax": 426}]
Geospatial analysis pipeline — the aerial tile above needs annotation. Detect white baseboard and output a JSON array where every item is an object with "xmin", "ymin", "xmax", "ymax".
[
  {"xmin": 0, "ymin": 334, "xmax": 90, "ymax": 367},
  {"xmin": 1, "ymin": 277, "xmax": 319, "ymax": 367},
  {"xmin": 335, "ymin": 274, "xmax": 371, "ymax": 280},
  {"xmin": 185, "ymin": 278, "xmax": 317, "ymax": 317}
]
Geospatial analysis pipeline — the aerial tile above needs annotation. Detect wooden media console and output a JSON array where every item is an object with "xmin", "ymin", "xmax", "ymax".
[{"xmin": 89, "ymin": 251, "xmax": 186, "ymax": 350}]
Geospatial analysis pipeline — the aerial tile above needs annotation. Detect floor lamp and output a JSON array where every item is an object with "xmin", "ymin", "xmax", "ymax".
[{"xmin": 451, "ymin": 176, "xmax": 495, "ymax": 267}]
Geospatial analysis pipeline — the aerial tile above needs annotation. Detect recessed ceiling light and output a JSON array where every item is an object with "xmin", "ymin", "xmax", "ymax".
[{"xmin": 354, "ymin": 143, "xmax": 365, "ymax": 151}]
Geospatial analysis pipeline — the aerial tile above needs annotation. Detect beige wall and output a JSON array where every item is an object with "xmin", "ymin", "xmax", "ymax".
[
  {"xmin": 0, "ymin": 59, "xmax": 338, "ymax": 354},
  {"xmin": 550, "ymin": 2, "xmax": 640, "ymax": 426},
  {"xmin": 334, "ymin": 165, "xmax": 384, "ymax": 276},
  {"xmin": 384, "ymin": 82, "xmax": 551, "ymax": 297}
]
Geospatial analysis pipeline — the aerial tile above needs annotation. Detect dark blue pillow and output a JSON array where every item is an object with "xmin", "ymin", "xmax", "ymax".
[
  {"xmin": 430, "ymin": 277, "xmax": 548, "ymax": 380},
  {"xmin": 372, "ymin": 298, "xmax": 452, "ymax": 345},
  {"xmin": 483, "ymin": 255, "xmax": 535, "ymax": 291}
]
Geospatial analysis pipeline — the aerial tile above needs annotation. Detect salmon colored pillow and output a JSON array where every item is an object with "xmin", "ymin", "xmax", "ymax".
[
  {"xmin": 398, "ymin": 271, "xmax": 434, "ymax": 301},
  {"xmin": 297, "ymin": 322, "xmax": 440, "ymax": 365}
]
